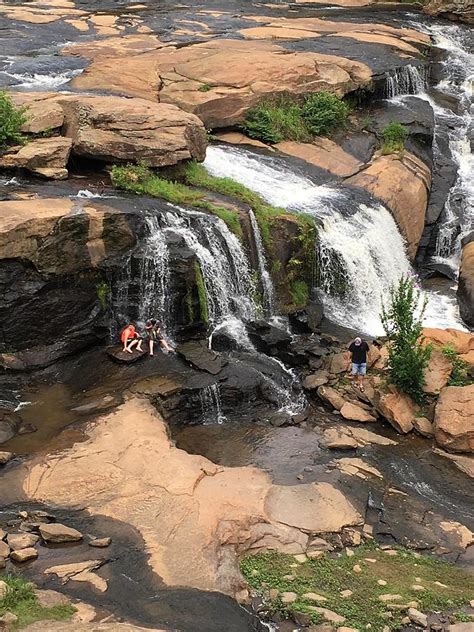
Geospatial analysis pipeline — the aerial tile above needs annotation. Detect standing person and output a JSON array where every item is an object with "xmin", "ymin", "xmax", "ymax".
[
  {"xmin": 145, "ymin": 319, "xmax": 173, "ymax": 356},
  {"xmin": 348, "ymin": 336, "xmax": 370, "ymax": 391},
  {"xmin": 121, "ymin": 324, "xmax": 143, "ymax": 354}
]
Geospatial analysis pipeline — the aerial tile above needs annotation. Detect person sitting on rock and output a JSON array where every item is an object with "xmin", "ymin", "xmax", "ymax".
[
  {"xmin": 348, "ymin": 336, "xmax": 370, "ymax": 391},
  {"xmin": 144, "ymin": 319, "xmax": 173, "ymax": 356},
  {"xmin": 121, "ymin": 323, "xmax": 143, "ymax": 354}
]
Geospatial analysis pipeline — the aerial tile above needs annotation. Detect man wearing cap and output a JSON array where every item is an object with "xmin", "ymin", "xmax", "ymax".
[{"xmin": 348, "ymin": 337, "xmax": 370, "ymax": 391}]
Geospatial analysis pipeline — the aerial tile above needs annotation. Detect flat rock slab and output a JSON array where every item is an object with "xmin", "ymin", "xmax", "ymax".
[
  {"xmin": 176, "ymin": 341, "xmax": 224, "ymax": 374},
  {"xmin": 265, "ymin": 482, "xmax": 362, "ymax": 532},
  {"xmin": 106, "ymin": 346, "xmax": 147, "ymax": 364},
  {"xmin": 40, "ymin": 523, "xmax": 83, "ymax": 543}
]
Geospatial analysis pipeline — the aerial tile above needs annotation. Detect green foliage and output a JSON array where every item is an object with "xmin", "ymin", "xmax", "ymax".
[
  {"xmin": 381, "ymin": 122, "xmax": 409, "ymax": 155},
  {"xmin": 0, "ymin": 574, "xmax": 75, "ymax": 629},
  {"xmin": 198, "ymin": 83, "xmax": 212, "ymax": 92},
  {"xmin": 381, "ymin": 276, "xmax": 432, "ymax": 404},
  {"xmin": 240, "ymin": 544, "xmax": 474, "ymax": 631},
  {"xmin": 96, "ymin": 281, "xmax": 109, "ymax": 310},
  {"xmin": 289, "ymin": 280, "xmax": 309, "ymax": 308},
  {"xmin": 242, "ymin": 92, "xmax": 349, "ymax": 144},
  {"xmin": 301, "ymin": 92, "xmax": 350, "ymax": 136},
  {"xmin": 0, "ymin": 91, "xmax": 28, "ymax": 148},
  {"xmin": 442, "ymin": 344, "xmax": 471, "ymax": 386},
  {"xmin": 194, "ymin": 262, "xmax": 209, "ymax": 324}
]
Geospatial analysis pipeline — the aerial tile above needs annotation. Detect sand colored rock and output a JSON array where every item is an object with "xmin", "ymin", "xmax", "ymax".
[
  {"xmin": 333, "ymin": 457, "xmax": 383, "ymax": 479},
  {"xmin": 11, "ymin": 398, "xmax": 361, "ymax": 594},
  {"xmin": 71, "ymin": 39, "xmax": 373, "ymax": 128},
  {"xmin": 0, "ymin": 137, "xmax": 72, "ymax": 180},
  {"xmin": 10, "ymin": 547, "xmax": 38, "ymax": 562},
  {"xmin": 275, "ymin": 140, "xmax": 362, "ymax": 177},
  {"xmin": 438, "ymin": 521, "xmax": 474, "ymax": 550},
  {"xmin": 327, "ymin": 351, "xmax": 351, "ymax": 374},
  {"xmin": 62, "ymin": 34, "xmax": 166, "ymax": 60},
  {"xmin": 413, "ymin": 417, "xmax": 434, "ymax": 438},
  {"xmin": 39, "ymin": 523, "xmax": 83, "ymax": 543},
  {"xmin": 458, "ymin": 236, "xmax": 474, "ymax": 328},
  {"xmin": 303, "ymin": 371, "xmax": 329, "ymax": 390},
  {"xmin": 433, "ymin": 448, "xmax": 474, "ymax": 478},
  {"xmin": 340, "ymin": 402, "xmax": 376, "ymax": 423},
  {"xmin": 317, "ymin": 385, "xmax": 346, "ymax": 411},
  {"xmin": 347, "ymin": 153, "xmax": 431, "ymax": 260},
  {"xmin": 423, "ymin": 350, "xmax": 453, "ymax": 395},
  {"xmin": 434, "ymin": 385, "xmax": 474, "ymax": 453},
  {"xmin": 214, "ymin": 131, "xmax": 270, "ymax": 149},
  {"xmin": 6, "ymin": 533, "xmax": 39, "ymax": 550},
  {"xmin": 372, "ymin": 388, "xmax": 417, "ymax": 434},
  {"xmin": 422, "ymin": 328, "xmax": 474, "ymax": 355},
  {"xmin": 44, "ymin": 560, "xmax": 107, "ymax": 592},
  {"xmin": 424, "ymin": 0, "xmax": 474, "ymax": 24}
]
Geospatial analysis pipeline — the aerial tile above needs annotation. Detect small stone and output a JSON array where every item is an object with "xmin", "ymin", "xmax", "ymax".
[
  {"xmin": 268, "ymin": 589, "xmax": 279, "ymax": 600},
  {"xmin": 377, "ymin": 579, "xmax": 387, "ymax": 586},
  {"xmin": 407, "ymin": 607, "xmax": 427, "ymax": 628},
  {"xmin": 470, "ymin": 599, "xmax": 474, "ymax": 607},
  {"xmin": 412, "ymin": 584, "xmax": 425, "ymax": 591},
  {"xmin": 362, "ymin": 524, "xmax": 373, "ymax": 535},
  {"xmin": 342, "ymin": 529, "xmax": 362, "ymax": 547},
  {"xmin": 0, "ymin": 541, "xmax": 10, "ymax": 558},
  {"xmin": 430, "ymin": 625, "xmax": 442, "ymax": 631},
  {"xmin": 281, "ymin": 592, "xmax": 297, "ymax": 604},
  {"xmin": 401, "ymin": 617, "xmax": 410, "ymax": 624},
  {"xmin": 292, "ymin": 610, "xmax": 312, "ymax": 626},
  {"xmin": 88, "ymin": 537, "xmax": 111, "ymax": 548},
  {"xmin": 283, "ymin": 574, "xmax": 295, "ymax": 581},
  {"xmin": 34, "ymin": 589, "xmax": 70, "ymax": 608},
  {"xmin": 18, "ymin": 511, "xmax": 28, "ymax": 520},
  {"xmin": 302, "ymin": 592, "xmax": 327, "ymax": 602},
  {"xmin": 250, "ymin": 569, "xmax": 259, "ymax": 576},
  {"xmin": 340, "ymin": 590, "xmax": 353, "ymax": 598},
  {"xmin": 379, "ymin": 594, "xmax": 403, "ymax": 602},
  {"xmin": 383, "ymin": 549, "xmax": 397, "ymax": 556},
  {"xmin": 39, "ymin": 523, "xmax": 83, "ymax": 543},
  {"xmin": 10, "ymin": 547, "xmax": 38, "ymax": 562},
  {"xmin": 338, "ymin": 628, "xmax": 360, "ymax": 632},
  {"xmin": 304, "ymin": 466, "xmax": 314, "ymax": 472},
  {"xmin": 310, "ymin": 607, "xmax": 345, "ymax": 624},
  {"xmin": 289, "ymin": 563, "xmax": 298, "ymax": 568},
  {"xmin": 309, "ymin": 537, "xmax": 333, "ymax": 551},
  {"xmin": 364, "ymin": 558, "xmax": 377, "ymax": 563},
  {"xmin": 0, "ymin": 612, "xmax": 18, "ymax": 625},
  {"xmin": 0, "ymin": 580, "xmax": 7, "ymax": 600},
  {"xmin": 296, "ymin": 474, "xmax": 304, "ymax": 480},
  {"xmin": 415, "ymin": 577, "xmax": 422, "ymax": 583},
  {"xmin": 345, "ymin": 548, "xmax": 354, "ymax": 557},
  {"xmin": 434, "ymin": 581, "xmax": 447, "ymax": 588},
  {"xmin": 353, "ymin": 564, "xmax": 362, "ymax": 573},
  {"xmin": 294, "ymin": 553, "xmax": 307, "ymax": 563},
  {"xmin": 0, "ymin": 557, "xmax": 6, "ymax": 570},
  {"xmin": 7, "ymin": 533, "xmax": 39, "ymax": 551},
  {"xmin": 0, "ymin": 451, "xmax": 14, "ymax": 466},
  {"xmin": 307, "ymin": 550, "xmax": 324, "ymax": 559}
]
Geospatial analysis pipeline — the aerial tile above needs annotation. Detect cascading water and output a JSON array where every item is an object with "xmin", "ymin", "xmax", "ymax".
[
  {"xmin": 248, "ymin": 209, "xmax": 276, "ymax": 316},
  {"xmin": 384, "ymin": 63, "xmax": 428, "ymax": 98},
  {"xmin": 204, "ymin": 146, "xmax": 413, "ymax": 335},
  {"xmin": 200, "ymin": 384, "xmax": 226, "ymax": 424}
]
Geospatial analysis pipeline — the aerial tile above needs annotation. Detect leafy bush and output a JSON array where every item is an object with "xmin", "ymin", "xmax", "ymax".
[
  {"xmin": 381, "ymin": 122, "xmax": 408, "ymax": 154},
  {"xmin": 242, "ymin": 92, "xmax": 349, "ymax": 144},
  {"xmin": 0, "ymin": 91, "xmax": 28, "ymax": 148},
  {"xmin": 381, "ymin": 276, "xmax": 432, "ymax": 404},
  {"xmin": 301, "ymin": 92, "xmax": 350, "ymax": 136},
  {"xmin": 442, "ymin": 344, "xmax": 471, "ymax": 386}
]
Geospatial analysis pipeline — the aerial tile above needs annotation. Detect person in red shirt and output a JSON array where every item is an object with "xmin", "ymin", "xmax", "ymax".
[{"xmin": 121, "ymin": 324, "xmax": 143, "ymax": 354}]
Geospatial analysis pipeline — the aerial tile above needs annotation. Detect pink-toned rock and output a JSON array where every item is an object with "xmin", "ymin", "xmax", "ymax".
[
  {"xmin": 413, "ymin": 416, "xmax": 434, "ymax": 438},
  {"xmin": 317, "ymin": 385, "xmax": 346, "ymax": 411},
  {"xmin": 0, "ymin": 137, "xmax": 72, "ymax": 180},
  {"xmin": 372, "ymin": 388, "xmax": 417, "ymax": 433},
  {"xmin": 327, "ymin": 351, "xmax": 351, "ymax": 374},
  {"xmin": 423, "ymin": 350, "xmax": 452, "ymax": 395},
  {"xmin": 434, "ymin": 385, "xmax": 474, "ymax": 453},
  {"xmin": 340, "ymin": 402, "xmax": 376, "ymax": 423}
]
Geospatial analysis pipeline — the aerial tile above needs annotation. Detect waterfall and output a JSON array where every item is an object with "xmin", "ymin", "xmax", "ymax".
[
  {"xmin": 200, "ymin": 384, "xmax": 226, "ymax": 424},
  {"xmin": 204, "ymin": 145, "xmax": 465, "ymax": 335},
  {"xmin": 162, "ymin": 207, "xmax": 257, "ymax": 327},
  {"xmin": 384, "ymin": 64, "xmax": 427, "ymax": 98},
  {"xmin": 248, "ymin": 209, "xmax": 276, "ymax": 316}
]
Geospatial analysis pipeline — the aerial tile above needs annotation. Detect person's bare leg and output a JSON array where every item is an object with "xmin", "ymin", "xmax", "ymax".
[
  {"xmin": 149, "ymin": 340, "xmax": 154, "ymax": 356},
  {"xmin": 125, "ymin": 339, "xmax": 137, "ymax": 354},
  {"xmin": 160, "ymin": 339, "xmax": 173, "ymax": 353}
]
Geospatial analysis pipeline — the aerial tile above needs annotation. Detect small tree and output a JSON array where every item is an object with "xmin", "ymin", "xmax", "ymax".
[
  {"xmin": 0, "ymin": 90, "xmax": 28, "ymax": 148},
  {"xmin": 381, "ymin": 276, "xmax": 432, "ymax": 404}
]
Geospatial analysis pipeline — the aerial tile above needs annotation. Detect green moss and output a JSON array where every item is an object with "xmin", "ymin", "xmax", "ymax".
[
  {"xmin": 96, "ymin": 281, "xmax": 109, "ymax": 310},
  {"xmin": 194, "ymin": 261, "xmax": 209, "ymax": 324},
  {"xmin": 0, "ymin": 574, "xmax": 76, "ymax": 629},
  {"xmin": 240, "ymin": 545, "xmax": 474, "ymax": 631},
  {"xmin": 381, "ymin": 122, "xmax": 408, "ymax": 155},
  {"xmin": 241, "ymin": 92, "xmax": 349, "ymax": 144},
  {"xmin": 289, "ymin": 280, "xmax": 309, "ymax": 308}
]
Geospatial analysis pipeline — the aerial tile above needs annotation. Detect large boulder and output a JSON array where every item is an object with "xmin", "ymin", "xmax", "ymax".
[
  {"xmin": 423, "ymin": 350, "xmax": 452, "ymax": 395},
  {"xmin": 424, "ymin": 0, "xmax": 474, "ymax": 24},
  {"xmin": 371, "ymin": 387, "xmax": 417, "ymax": 434},
  {"xmin": 70, "ymin": 39, "xmax": 373, "ymax": 128},
  {"xmin": 434, "ymin": 385, "xmax": 474, "ymax": 453},
  {"xmin": 11, "ymin": 92, "xmax": 207, "ymax": 167},
  {"xmin": 347, "ymin": 152, "xmax": 431, "ymax": 260},
  {"xmin": 457, "ymin": 233, "xmax": 474, "ymax": 328}
]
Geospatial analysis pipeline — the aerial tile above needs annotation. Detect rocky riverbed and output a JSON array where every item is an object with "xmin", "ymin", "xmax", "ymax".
[{"xmin": 0, "ymin": 0, "xmax": 473, "ymax": 630}]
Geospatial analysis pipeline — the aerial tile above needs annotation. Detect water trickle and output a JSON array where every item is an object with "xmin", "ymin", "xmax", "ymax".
[
  {"xmin": 384, "ymin": 64, "xmax": 427, "ymax": 98},
  {"xmin": 200, "ymin": 384, "xmax": 226, "ymax": 424},
  {"xmin": 248, "ymin": 209, "xmax": 276, "ymax": 316}
]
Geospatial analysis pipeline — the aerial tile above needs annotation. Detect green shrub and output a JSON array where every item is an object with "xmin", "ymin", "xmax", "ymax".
[
  {"xmin": 381, "ymin": 122, "xmax": 408, "ymax": 154},
  {"xmin": 442, "ymin": 344, "xmax": 471, "ymax": 386},
  {"xmin": 242, "ymin": 92, "xmax": 349, "ymax": 144},
  {"xmin": 381, "ymin": 276, "xmax": 432, "ymax": 404},
  {"xmin": 301, "ymin": 92, "xmax": 350, "ymax": 136},
  {"xmin": 0, "ymin": 91, "xmax": 28, "ymax": 148}
]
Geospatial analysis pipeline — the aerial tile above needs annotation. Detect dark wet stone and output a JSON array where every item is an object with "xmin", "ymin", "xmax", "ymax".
[
  {"xmin": 0, "ymin": 409, "xmax": 21, "ymax": 444},
  {"xmin": 17, "ymin": 422, "xmax": 37, "ymax": 436},
  {"xmin": 106, "ymin": 346, "xmax": 147, "ymax": 364},
  {"xmin": 176, "ymin": 340, "xmax": 224, "ymax": 374},
  {"xmin": 289, "ymin": 301, "xmax": 324, "ymax": 334},
  {"xmin": 247, "ymin": 320, "xmax": 292, "ymax": 353}
]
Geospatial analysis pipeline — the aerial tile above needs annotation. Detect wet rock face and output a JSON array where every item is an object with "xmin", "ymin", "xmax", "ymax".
[
  {"xmin": 458, "ymin": 233, "xmax": 474, "ymax": 328},
  {"xmin": 424, "ymin": 0, "xmax": 474, "ymax": 24}
]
